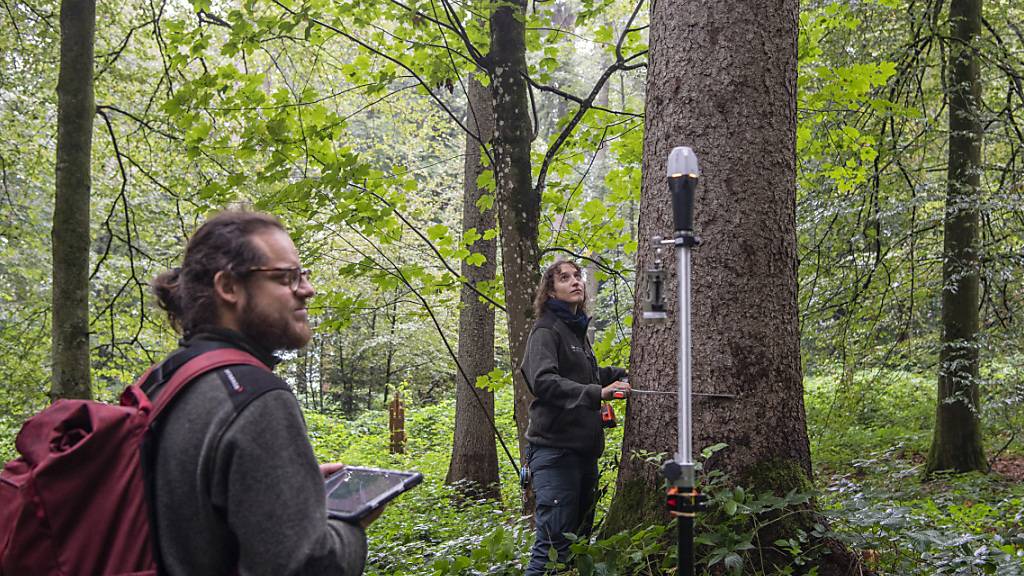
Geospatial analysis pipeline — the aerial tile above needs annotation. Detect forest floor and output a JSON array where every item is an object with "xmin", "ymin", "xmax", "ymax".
[
  {"xmin": 804, "ymin": 367, "xmax": 1024, "ymax": 576},
  {"xmin": 991, "ymin": 455, "xmax": 1024, "ymax": 481}
]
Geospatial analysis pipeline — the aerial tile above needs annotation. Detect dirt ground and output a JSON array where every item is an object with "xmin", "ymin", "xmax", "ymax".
[{"xmin": 990, "ymin": 455, "xmax": 1024, "ymax": 481}]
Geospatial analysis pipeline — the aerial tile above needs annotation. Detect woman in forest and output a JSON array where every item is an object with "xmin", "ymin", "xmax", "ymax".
[{"xmin": 520, "ymin": 260, "xmax": 631, "ymax": 575}]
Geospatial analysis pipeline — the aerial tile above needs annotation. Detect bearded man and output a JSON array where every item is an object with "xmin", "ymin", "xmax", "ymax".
[{"xmin": 147, "ymin": 210, "xmax": 370, "ymax": 575}]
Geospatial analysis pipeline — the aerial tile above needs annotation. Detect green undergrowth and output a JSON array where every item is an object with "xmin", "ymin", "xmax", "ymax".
[
  {"xmin": 820, "ymin": 447, "xmax": 1024, "ymax": 574},
  {"xmin": 805, "ymin": 363, "xmax": 1024, "ymax": 470},
  {"xmin": 305, "ymin": 396, "xmax": 529, "ymax": 574},
  {"xmin": 808, "ymin": 367, "xmax": 1024, "ymax": 575},
  {"xmin": 2, "ymin": 367, "xmax": 1022, "ymax": 574},
  {"xmin": 323, "ymin": 368, "xmax": 1024, "ymax": 575},
  {"xmin": 804, "ymin": 368, "xmax": 936, "ymax": 471},
  {"xmin": 304, "ymin": 389, "xmax": 639, "ymax": 574}
]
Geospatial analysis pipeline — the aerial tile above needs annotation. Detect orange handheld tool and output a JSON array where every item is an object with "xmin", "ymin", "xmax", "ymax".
[{"xmin": 600, "ymin": 403, "xmax": 617, "ymax": 428}]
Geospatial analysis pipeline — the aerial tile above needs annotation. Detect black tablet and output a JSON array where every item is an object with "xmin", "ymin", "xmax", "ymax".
[{"xmin": 324, "ymin": 466, "xmax": 423, "ymax": 521}]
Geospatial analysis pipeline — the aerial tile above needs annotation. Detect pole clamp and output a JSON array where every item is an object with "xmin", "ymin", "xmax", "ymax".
[
  {"xmin": 673, "ymin": 233, "xmax": 702, "ymax": 248},
  {"xmin": 666, "ymin": 486, "xmax": 706, "ymax": 517}
]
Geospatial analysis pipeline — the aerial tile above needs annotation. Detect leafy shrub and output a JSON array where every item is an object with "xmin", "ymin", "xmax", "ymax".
[{"xmin": 804, "ymin": 368, "xmax": 934, "ymax": 469}]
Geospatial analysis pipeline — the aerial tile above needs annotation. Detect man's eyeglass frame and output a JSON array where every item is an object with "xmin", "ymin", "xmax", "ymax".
[{"xmin": 240, "ymin": 266, "xmax": 311, "ymax": 291}]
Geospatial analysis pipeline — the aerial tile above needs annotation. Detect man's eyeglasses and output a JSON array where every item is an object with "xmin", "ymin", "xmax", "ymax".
[{"xmin": 242, "ymin": 266, "xmax": 311, "ymax": 291}]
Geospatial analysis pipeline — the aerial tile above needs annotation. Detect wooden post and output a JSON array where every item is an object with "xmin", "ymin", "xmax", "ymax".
[{"xmin": 389, "ymin": 390, "xmax": 406, "ymax": 454}]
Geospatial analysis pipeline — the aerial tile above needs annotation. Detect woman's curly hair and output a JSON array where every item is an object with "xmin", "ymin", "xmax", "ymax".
[{"xmin": 532, "ymin": 260, "xmax": 586, "ymax": 318}]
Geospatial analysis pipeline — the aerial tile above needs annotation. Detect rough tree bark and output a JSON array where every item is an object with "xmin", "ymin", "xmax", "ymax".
[
  {"xmin": 489, "ymin": 0, "xmax": 541, "ymax": 489},
  {"xmin": 51, "ymin": 0, "xmax": 95, "ymax": 400},
  {"xmin": 445, "ymin": 76, "xmax": 500, "ymax": 498},
  {"xmin": 604, "ymin": 0, "xmax": 859, "ymax": 572},
  {"xmin": 927, "ymin": 0, "xmax": 986, "ymax": 474}
]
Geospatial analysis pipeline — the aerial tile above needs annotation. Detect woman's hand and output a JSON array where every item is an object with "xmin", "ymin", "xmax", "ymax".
[{"xmin": 601, "ymin": 380, "xmax": 631, "ymax": 400}]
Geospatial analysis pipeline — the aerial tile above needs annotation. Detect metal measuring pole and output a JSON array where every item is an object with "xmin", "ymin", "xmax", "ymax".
[{"xmin": 649, "ymin": 147, "xmax": 705, "ymax": 576}]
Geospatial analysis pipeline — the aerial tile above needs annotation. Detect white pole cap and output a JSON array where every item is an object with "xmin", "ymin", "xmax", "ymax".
[{"xmin": 667, "ymin": 147, "xmax": 700, "ymax": 178}]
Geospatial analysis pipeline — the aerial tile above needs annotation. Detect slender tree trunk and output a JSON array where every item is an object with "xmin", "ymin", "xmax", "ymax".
[
  {"xmin": 51, "ymin": 0, "xmax": 95, "ymax": 401},
  {"xmin": 445, "ymin": 77, "xmax": 500, "ymax": 498},
  {"xmin": 367, "ymin": 309, "xmax": 377, "ymax": 413},
  {"xmin": 383, "ymin": 306, "xmax": 397, "ymax": 409},
  {"xmin": 336, "ymin": 338, "xmax": 356, "ymax": 417},
  {"xmin": 605, "ymin": 0, "xmax": 859, "ymax": 572},
  {"xmin": 489, "ymin": 0, "xmax": 541, "ymax": 501},
  {"xmin": 927, "ymin": 0, "xmax": 986, "ymax": 474},
  {"xmin": 297, "ymin": 344, "xmax": 309, "ymax": 407},
  {"xmin": 317, "ymin": 337, "xmax": 325, "ymax": 412}
]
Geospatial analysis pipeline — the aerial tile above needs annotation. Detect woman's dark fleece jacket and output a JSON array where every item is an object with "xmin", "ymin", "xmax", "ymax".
[{"xmin": 520, "ymin": 304, "xmax": 626, "ymax": 457}]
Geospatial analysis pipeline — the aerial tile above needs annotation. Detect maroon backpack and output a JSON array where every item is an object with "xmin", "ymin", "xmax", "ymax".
[{"xmin": 0, "ymin": 348, "xmax": 265, "ymax": 576}]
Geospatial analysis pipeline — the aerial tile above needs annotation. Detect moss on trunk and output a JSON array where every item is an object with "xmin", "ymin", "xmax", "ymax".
[{"xmin": 600, "ymin": 476, "xmax": 665, "ymax": 537}]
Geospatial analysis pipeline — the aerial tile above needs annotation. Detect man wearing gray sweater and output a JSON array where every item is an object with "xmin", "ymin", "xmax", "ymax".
[{"xmin": 146, "ymin": 211, "xmax": 371, "ymax": 575}]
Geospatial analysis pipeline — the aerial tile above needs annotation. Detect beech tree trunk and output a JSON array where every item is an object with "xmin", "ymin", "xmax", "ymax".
[
  {"xmin": 489, "ymin": 0, "xmax": 541, "ymax": 492},
  {"xmin": 927, "ymin": 0, "xmax": 986, "ymax": 474},
  {"xmin": 51, "ymin": 0, "xmax": 95, "ymax": 400},
  {"xmin": 605, "ymin": 0, "xmax": 859, "ymax": 572},
  {"xmin": 445, "ymin": 77, "xmax": 500, "ymax": 498}
]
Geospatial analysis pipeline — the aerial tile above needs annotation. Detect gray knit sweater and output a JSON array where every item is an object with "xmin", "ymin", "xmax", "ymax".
[{"xmin": 145, "ymin": 334, "xmax": 367, "ymax": 575}]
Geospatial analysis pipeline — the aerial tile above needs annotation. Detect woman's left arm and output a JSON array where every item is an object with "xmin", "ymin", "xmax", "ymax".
[{"xmin": 597, "ymin": 366, "xmax": 627, "ymax": 386}]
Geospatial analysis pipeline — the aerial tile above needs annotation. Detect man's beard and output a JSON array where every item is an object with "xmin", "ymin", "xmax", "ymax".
[{"xmin": 239, "ymin": 299, "xmax": 311, "ymax": 352}]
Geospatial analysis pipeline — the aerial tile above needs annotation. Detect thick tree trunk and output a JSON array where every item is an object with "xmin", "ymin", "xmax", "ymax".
[
  {"xmin": 605, "ymin": 0, "xmax": 859, "ymax": 572},
  {"xmin": 445, "ymin": 77, "xmax": 500, "ymax": 498},
  {"xmin": 489, "ymin": 0, "xmax": 541, "ymax": 502},
  {"xmin": 51, "ymin": 0, "xmax": 95, "ymax": 400},
  {"xmin": 927, "ymin": 0, "xmax": 986, "ymax": 474}
]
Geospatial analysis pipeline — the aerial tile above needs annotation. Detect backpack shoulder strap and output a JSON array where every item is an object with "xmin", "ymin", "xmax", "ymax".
[
  {"xmin": 139, "ymin": 348, "xmax": 268, "ymax": 576},
  {"xmin": 149, "ymin": 349, "xmax": 268, "ymax": 421},
  {"xmin": 213, "ymin": 364, "xmax": 292, "ymax": 413},
  {"xmin": 137, "ymin": 340, "xmax": 236, "ymax": 394}
]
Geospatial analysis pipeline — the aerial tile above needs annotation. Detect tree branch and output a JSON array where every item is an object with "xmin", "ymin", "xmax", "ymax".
[
  {"xmin": 95, "ymin": 18, "xmax": 157, "ymax": 80},
  {"xmin": 530, "ymin": 0, "xmax": 648, "ymax": 196},
  {"xmin": 96, "ymin": 104, "xmax": 180, "ymax": 140},
  {"xmin": 197, "ymin": 8, "xmax": 230, "ymax": 28},
  {"xmin": 344, "ymin": 223, "xmax": 521, "ymax": 476},
  {"xmin": 344, "ymin": 181, "xmax": 507, "ymax": 314},
  {"xmin": 94, "ymin": 110, "xmax": 156, "ymax": 360},
  {"xmin": 271, "ymin": 0, "xmax": 488, "ymax": 157}
]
